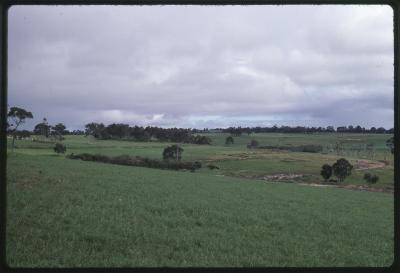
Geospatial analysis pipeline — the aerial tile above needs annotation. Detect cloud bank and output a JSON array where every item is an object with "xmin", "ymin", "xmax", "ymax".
[{"xmin": 8, "ymin": 5, "xmax": 394, "ymax": 129}]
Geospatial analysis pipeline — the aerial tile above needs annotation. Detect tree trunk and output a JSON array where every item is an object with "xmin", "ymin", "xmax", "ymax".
[{"xmin": 11, "ymin": 134, "xmax": 16, "ymax": 153}]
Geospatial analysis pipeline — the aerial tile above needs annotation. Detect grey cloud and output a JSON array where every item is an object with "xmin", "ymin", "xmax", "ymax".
[{"xmin": 8, "ymin": 5, "xmax": 394, "ymax": 130}]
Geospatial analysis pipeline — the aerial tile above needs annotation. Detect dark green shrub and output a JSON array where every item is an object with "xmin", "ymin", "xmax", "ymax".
[
  {"xmin": 163, "ymin": 145, "xmax": 183, "ymax": 161},
  {"xmin": 364, "ymin": 173, "xmax": 379, "ymax": 184},
  {"xmin": 225, "ymin": 136, "xmax": 234, "ymax": 145},
  {"xmin": 53, "ymin": 143, "xmax": 66, "ymax": 154},
  {"xmin": 193, "ymin": 161, "xmax": 202, "ymax": 169},
  {"xmin": 192, "ymin": 135, "xmax": 212, "ymax": 145},
  {"xmin": 67, "ymin": 153, "xmax": 201, "ymax": 172},
  {"xmin": 113, "ymin": 155, "xmax": 135, "ymax": 165},
  {"xmin": 256, "ymin": 144, "xmax": 322, "ymax": 153},
  {"xmin": 332, "ymin": 158, "xmax": 353, "ymax": 182},
  {"xmin": 320, "ymin": 164, "xmax": 332, "ymax": 182},
  {"xmin": 207, "ymin": 164, "xmax": 219, "ymax": 170}
]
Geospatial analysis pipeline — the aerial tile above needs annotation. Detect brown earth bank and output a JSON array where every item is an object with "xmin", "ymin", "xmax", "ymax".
[
  {"xmin": 214, "ymin": 173, "xmax": 393, "ymax": 193},
  {"xmin": 261, "ymin": 174, "xmax": 393, "ymax": 193},
  {"xmin": 355, "ymin": 159, "xmax": 388, "ymax": 170},
  {"xmin": 297, "ymin": 182, "xmax": 393, "ymax": 193}
]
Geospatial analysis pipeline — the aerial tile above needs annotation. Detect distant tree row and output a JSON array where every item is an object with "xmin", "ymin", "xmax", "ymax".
[
  {"xmin": 84, "ymin": 123, "xmax": 212, "ymax": 144},
  {"xmin": 7, "ymin": 117, "xmax": 85, "ymax": 139},
  {"xmin": 33, "ymin": 119, "xmax": 85, "ymax": 137},
  {"xmin": 217, "ymin": 125, "xmax": 394, "ymax": 135},
  {"xmin": 6, "ymin": 106, "xmax": 83, "ymax": 154}
]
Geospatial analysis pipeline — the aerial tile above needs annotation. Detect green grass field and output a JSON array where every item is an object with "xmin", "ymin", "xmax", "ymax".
[{"xmin": 6, "ymin": 133, "xmax": 394, "ymax": 267}]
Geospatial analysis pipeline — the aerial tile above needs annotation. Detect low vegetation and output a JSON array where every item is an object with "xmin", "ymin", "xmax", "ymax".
[
  {"xmin": 163, "ymin": 145, "xmax": 183, "ymax": 161},
  {"xmin": 225, "ymin": 136, "xmax": 234, "ymax": 145},
  {"xmin": 320, "ymin": 164, "xmax": 333, "ymax": 182},
  {"xmin": 258, "ymin": 144, "xmax": 323, "ymax": 153},
  {"xmin": 53, "ymin": 143, "xmax": 66, "ymax": 155},
  {"xmin": 364, "ymin": 173, "xmax": 379, "ymax": 184},
  {"xmin": 247, "ymin": 139, "xmax": 259, "ymax": 149},
  {"xmin": 67, "ymin": 153, "xmax": 202, "ymax": 172}
]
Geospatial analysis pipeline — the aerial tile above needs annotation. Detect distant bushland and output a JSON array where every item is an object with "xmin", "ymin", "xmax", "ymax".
[
  {"xmin": 219, "ymin": 125, "xmax": 393, "ymax": 135},
  {"xmin": 84, "ymin": 123, "xmax": 211, "ymax": 145}
]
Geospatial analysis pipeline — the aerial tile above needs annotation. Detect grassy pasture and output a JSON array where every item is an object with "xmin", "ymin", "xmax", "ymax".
[
  {"xmin": 10, "ymin": 133, "xmax": 394, "ymax": 189},
  {"xmin": 6, "ymin": 133, "xmax": 394, "ymax": 267}
]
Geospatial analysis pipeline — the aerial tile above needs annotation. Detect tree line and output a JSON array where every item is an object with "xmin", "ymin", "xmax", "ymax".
[
  {"xmin": 84, "ymin": 123, "xmax": 212, "ymax": 144},
  {"xmin": 216, "ymin": 125, "xmax": 394, "ymax": 135},
  {"xmin": 7, "ymin": 106, "xmax": 394, "ymax": 147},
  {"xmin": 6, "ymin": 107, "xmax": 73, "ymax": 152}
]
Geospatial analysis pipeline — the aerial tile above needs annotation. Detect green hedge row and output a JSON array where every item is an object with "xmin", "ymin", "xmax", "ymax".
[
  {"xmin": 257, "ymin": 144, "xmax": 323, "ymax": 153},
  {"xmin": 67, "ymin": 153, "xmax": 202, "ymax": 171}
]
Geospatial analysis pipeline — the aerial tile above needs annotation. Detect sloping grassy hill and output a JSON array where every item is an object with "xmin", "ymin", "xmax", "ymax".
[{"xmin": 7, "ymin": 153, "xmax": 393, "ymax": 267}]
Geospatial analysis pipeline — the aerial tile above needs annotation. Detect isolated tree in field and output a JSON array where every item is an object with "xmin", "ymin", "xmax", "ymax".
[
  {"xmin": 34, "ymin": 118, "xmax": 50, "ymax": 138},
  {"xmin": 225, "ymin": 136, "xmax": 234, "ymax": 145},
  {"xmin": 163, "ymin": 145, "xmax": 183, "ymax": 161},
  {"xmin": 7, "ymin": 107, "xmax": 33, "ymax": 153},
  {"xmin": 52, "ymin": 123, "xmax": 67, "ymax": 141},
  {"xmin": 332, "ymin": 158, "xmax": 353, "ymax": 182},
  {"xmin": 320, "ymin": 164, "xmax": 332, "ymax": 182},
  {"xmin": 54, "ymin": 143, "xmax": 66, "ymax": 155}
]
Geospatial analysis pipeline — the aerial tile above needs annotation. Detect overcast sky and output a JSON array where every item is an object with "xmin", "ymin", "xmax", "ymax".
[{"xmin": 8, "ymin": 5, "xmax": 394, "ymax": 130}]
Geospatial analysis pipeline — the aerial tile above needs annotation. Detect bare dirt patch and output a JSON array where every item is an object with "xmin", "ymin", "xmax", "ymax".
[
  {"xmin": 263, "ymin": 174, "xmax": 304, "ymax": 181},
  {"xmin": 355, "ymin": 160, "xmax": 386, "ymax": 170},
  {"xmin": 297, "ymin": 182, "xmax": 393, "ymax": 193}
]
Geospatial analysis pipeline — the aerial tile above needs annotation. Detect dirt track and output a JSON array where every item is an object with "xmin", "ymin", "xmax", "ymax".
[
  {"xmin": 355, "ymin": 159, "xmax": 387, "ymax": 170},
  {"xmin": 297, "ymin": 183, "xmax": 393, "ymax": 193}
]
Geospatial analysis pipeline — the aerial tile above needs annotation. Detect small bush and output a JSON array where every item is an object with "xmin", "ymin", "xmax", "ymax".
[
  {"xmin": 364, "ymin": 173, "xmax": 379, "ymax": 184},
  {"xmin": 247, "ymin": 139, "xmax": 259, "ymax": 149},
  {"xmin": 207, "ymin": 164, "xmax": 220, "ymax": 170},
  {"xmin": 54, "ymin": 143, "xmax": 66, "ymax": 154},
  {"xmin": 225, "ymin": 136, "xmax": 234, "ymax": 145},
  {"xmin": 320, "ymin": 164, "xmax": 332, "ymax": 182},
  {"xmin": 163, "ymin": 145, "xmax": 183, "ymax": 161}
]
